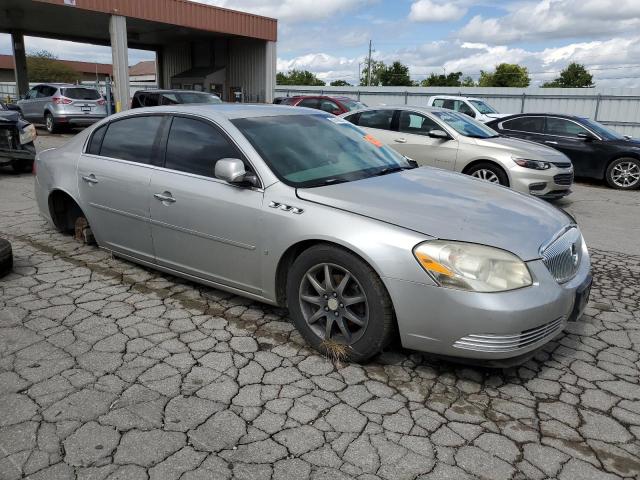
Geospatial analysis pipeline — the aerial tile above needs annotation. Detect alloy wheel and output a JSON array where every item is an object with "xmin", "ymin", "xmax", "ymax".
[
  {"xmin": 471, "ymin": 168, "xmax": 500, "ymax": 183},
  {"xmin": 46, "ymin": 114, "xmax": 54, "ymax": 132},
  {"xmin": 298, "ymin": 263, "xmax": 369, "ymax": 344},
  {"xmin": 611, "ymin": 161, "xmax": 640, "ymax": 188}
]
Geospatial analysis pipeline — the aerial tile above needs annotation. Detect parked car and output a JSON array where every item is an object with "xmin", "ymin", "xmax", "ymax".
[
  {"xmin": 35, "ymin": 105, "xmax": 591, "ymax": 364},
  {"xmin": 131, "ymin": 89, "xmax": 222, "ymax": 108},
  {"xmin": 342, "ymin": 106, "xmax": 573, "ymax": 199},
  {"xmin": 426, "ymin": 95, "xmax": 510, "ymax": 123},
  {"xmin": 17, "ymin": 84, "xmax": 107, "ymax": 133},
  {"xmin": 282, "ymin": 95, "xmax": 367, "ymax": 115},
  {"xmin": 486, "ymin": 114, "xmax": 640, "ymax": 190},
  {"xmin": 273, "ymin": 96, "xmax": 287, "ymax": 104},
  {"xmin": 0, "ymin": 101, "xmax": 36, "ymax": 173}
]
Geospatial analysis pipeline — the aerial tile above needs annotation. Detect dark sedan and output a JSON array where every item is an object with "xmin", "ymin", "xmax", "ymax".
[
  {"xmin": 0, "ymin": 102, "xmax": 36, "ymax": 173},
  {"xmin": 486, "ymin": 114, "xmax": 640, "ymax": 190}
]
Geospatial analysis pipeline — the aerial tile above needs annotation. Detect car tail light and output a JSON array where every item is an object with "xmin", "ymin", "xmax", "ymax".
[
  {"xmin": 96, "ymin": 99, "xmax": 106, "ymax": 106},
  {"xmin": 52, "ymin": 96, "xmax": 73, "ymax": 105}
]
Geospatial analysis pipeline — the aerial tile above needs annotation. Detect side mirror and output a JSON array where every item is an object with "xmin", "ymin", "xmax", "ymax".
[
  {"xmin": 577, "ymin": 132, "xmax": 596, "ymax": 142},
  {"xmin": 215, "ymin": 158, "xmax": 258, "ymax": 187},
  {"xmin": 428, "ymin": 129, "xmax": 451, "ymax": 140}
]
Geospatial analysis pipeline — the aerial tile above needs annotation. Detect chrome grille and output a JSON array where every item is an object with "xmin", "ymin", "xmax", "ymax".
[
  {"xmin": 542, "ymin": 227, "xmax": 582, "ymax": 283},
  {"xmin": 553, "ymin": 173, "xmax": 574, "ymax": 185},
  {"xmin": 453, "ymin": 317, "xmax": 564, "ymax": 353}
]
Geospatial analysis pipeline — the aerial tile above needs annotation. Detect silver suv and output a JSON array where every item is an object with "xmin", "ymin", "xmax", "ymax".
[{"xmin": 18, "ymin": 84, "xmax": 107, "ymax": 133}]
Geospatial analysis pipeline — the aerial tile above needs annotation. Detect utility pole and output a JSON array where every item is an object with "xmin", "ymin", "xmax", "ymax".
[{"xmin": 367, "ymin": 40, "xmax": 372, "ymax": 86}]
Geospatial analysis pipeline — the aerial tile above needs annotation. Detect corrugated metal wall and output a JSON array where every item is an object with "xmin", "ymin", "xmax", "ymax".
[
  {"xmin": 274, "ymin": 86, "xmax": 640, "ymax": 137},
  {"xmin": 228, "ymin": 39, "xmax": 268, "ymax": 103},
  {"xmin": 161, "ymin": 43, "xmax": 192, "ymax": 89}
]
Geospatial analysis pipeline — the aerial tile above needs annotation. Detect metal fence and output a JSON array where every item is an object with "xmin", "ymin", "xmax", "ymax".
[{"xmin": 274, "ymin": 85, "xmax": 640, "ymax": 137}]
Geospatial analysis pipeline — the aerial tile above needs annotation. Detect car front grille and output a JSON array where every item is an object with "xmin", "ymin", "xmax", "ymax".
[
  {"xmin": 542, "ymin": 227, "xmax": 582, "ymax": 283},
  {"xmin": 551, "ymin": 161, "xmax": 572, "ymax": 168},
  {"xmin": 553, "ymin": 173, "xmax": 574, "ymax": 185},
  {"xmin": 453, "ymin": 317, "xmax": 564, "ymax": 353}
]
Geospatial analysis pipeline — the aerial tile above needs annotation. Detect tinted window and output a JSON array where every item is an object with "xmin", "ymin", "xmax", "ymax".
[
  {"xmin": 100, "ymin": 116, "xmax": 164, "ymax": 164},
  {"xmin": 165, "ymin": 116, "xmax": 240, "ymax": 177},
  {"xmin": 357, "ymin": 110, "xmax": 394, "ymax": 130},
  {"xmin": 61, "ymin": 88, "xmax": 101, "ymax": 100},
  {"xmin": 340, "ymin": 99, "xmax": 367, "ymax": 111},
  {"xmin": 131, "ymin": 94, "xmax": 144, "ymax": 108},
  {"xmin": 502, "ymin": 116, "xmax": 545, "ymax": 133},
  {"xmin": 545, "ymin": 118, "xmax": 589, "ymax": 137},
  {"xmin": 318, "ymin": 99, "xmax": 340, "ymax": 114},
  {"xmin": 87, "ymin": 124, "xmax": 107, "ymax": 155},
  {"xmin": 298, "ymin": 98, "xmax": 319, "ymax": 109},
  {"xmin": 160, "ymin": 93, "xmax": 180, "ymax": 105},
  {"xmin": 43, "ymin": 86, "xmax": 58, "ymax": 97},
  {"xmin": 175, "ymin": 92, "xmax": 222, "ymax": 104},
  {"xmin": 398, "ymin": 111, "xmax": 440, "ymax": 136}
]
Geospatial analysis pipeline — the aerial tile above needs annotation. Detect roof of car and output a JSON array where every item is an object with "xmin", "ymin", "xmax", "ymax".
[
  {"xmin": 429, "ymin": 95, "xmax": 485, "ymax": 101},
  {"xmin": 288, "ymin": 95, "xmax": 358, "ymax": 100},
  {"xmin": 114, "ymin": 103, "xmax": 326, "ymax": 120},
  {"xmin": 134, "ymin": 89, "xmax": 218, "ymax": 95},
  {"xmin": 342, "ymin": 105, "xmax": 444, "ymax": 114},
  {"xmin": 489, "ymin": 113, "xmax": 587, "ymax": 122}
]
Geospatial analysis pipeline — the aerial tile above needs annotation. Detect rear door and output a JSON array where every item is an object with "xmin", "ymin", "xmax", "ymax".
[
  {"xmin": 393, "ymin": 110, "xmax": 459, "ymax": 169},
  {"xmin": 78, "ymin": 114, "xmax": 167, "ymax": 262},
  {"xmin": 149, "ymin": 115, "xmax": 264, "ymax": 293},
  {"xmin": 345, "ymin": 109, "xmax": 397, "ymax": 145},
  {"xmin": 496, "ymin": 116, "xmax": 546, "ymax": 142}
]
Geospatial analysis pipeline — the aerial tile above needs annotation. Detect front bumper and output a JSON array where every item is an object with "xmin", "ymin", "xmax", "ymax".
[
  {"xmin": 0, "ymin": 143, "xmax": 36, "ymax": 164},
  {"xmin": 509, "ymin": 166, "xmax": 573, "ymax": 199},
  {"xmin": 385, "ymin": 252, "xmax": 591, "ymax": 361}
]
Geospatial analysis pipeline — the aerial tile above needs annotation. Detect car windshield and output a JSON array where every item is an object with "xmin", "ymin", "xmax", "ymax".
[
  {"xmin": 431, "ymin": 110, "xmax": 499, "ymax": 138},
  {"xmin": 61, "ymin": 88, "xmax": 101, "ymax": 100},
  {"xmin": 469, "ymin": 100, "xmax": 498, "ymax": 114},
  {"xmin": 340, "ymin": 99, "xmax": 367, "ymax": 111},
  {"xmin": 580, "ymin": 118, "xmax": 624, "ymax": 140},
  {"xmin": 176, "ymin": 92, "xmax": 222, "ymax": 104},
  {"xmin": 232, "ymin": 114, "xmax": 411, "ymax": 187}
]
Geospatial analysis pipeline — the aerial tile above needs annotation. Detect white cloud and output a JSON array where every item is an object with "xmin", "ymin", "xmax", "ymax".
[
  {"xmin": 458, "ymin": 0, "xmax": 640, "ymax": 44},
  {"xmin": 409, "ymin": 0, "xmax": 467, "ymax": 23},
  {"xmin": 193, "ymin": 0, "xmax": 372, "ymax": 22}
]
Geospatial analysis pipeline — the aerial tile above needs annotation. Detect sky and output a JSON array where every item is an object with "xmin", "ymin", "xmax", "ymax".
[{"xmin": 1, "ymin": 0, "xmax": 640, "ymax": 87}]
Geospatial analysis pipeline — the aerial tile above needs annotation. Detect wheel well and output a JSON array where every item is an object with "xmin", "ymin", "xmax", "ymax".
[
  {"xmin": 462, "ymin": 160, "xmax": 509, "ymax": 186},
  {"xmin": 48, "ymin": 190, "xmax": 85, "ymax": 233}
]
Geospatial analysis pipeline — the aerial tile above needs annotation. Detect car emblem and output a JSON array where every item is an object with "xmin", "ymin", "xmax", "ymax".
[{"xmin": 571, "ymin": 243, "xmax": 579, "ymax": 266}]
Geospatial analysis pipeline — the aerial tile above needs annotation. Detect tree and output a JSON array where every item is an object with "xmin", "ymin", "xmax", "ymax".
[
  {"xmin": 330, "ymin": 79, "xmax": 352, "ymax": 86},
  {"xmin": 420, "ymin": 71, "xmax": 464, "ymax": 87},
  {"xmin": 360, "ymin": 60, "xmax": 387, "ymax": 86},
  {"xmin": 478, "ymin": 63, "xmax": 530, "ymax": 87},
  {"xmin": 542, "ymin": 63, "xmax": 594, "ymax": 88},
  {"xmin": 461, "ymin": 76, "xmax": 475, "ymax": 87},
  {"xmin": 379, "ymin": 61, "xmax": 413, "ymax": 86},
  {"xmin": 276, "ymin": 69, "xmax": 325, "ymax": 86},
  {"xmin": 27, "ymin": 50, "xmax": 80, "ymax": 83}
]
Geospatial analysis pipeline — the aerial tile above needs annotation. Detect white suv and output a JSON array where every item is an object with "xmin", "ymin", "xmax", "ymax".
[{"xmin": 427, "ymin": 95, "xmax": 510, "ymax": 123}]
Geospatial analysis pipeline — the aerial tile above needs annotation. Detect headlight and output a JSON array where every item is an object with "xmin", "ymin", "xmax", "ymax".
[
  {"xmin": 413, "ymin": 240, "xmax": 532, "ymax": 292},
  {"xmin": 512, "ymin": 157, "xmax": 550, "ymax": 170},
  {"xmin": 19, "ymin": 124, "xmax": 37, "ymax": 145}
]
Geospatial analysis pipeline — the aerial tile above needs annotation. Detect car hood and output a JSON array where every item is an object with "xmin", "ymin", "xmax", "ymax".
[
  {"xmin": 296, "ymin": 168, "xmax": 571, "ymax": 261},
  {"xmin": 473, "ymin": 136, "xmax": 568, "ymax": 160},
  {"xmin": 0, "ymin": 110, "xmax": 20, "ymax": 124}
]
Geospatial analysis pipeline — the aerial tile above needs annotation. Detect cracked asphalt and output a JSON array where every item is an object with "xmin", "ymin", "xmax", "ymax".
[{"xmin": 1, "ymin": 131, "xmax": 640, "ymax": 480}]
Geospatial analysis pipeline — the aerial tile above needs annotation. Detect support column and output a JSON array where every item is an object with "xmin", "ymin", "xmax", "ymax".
[
  {"xmin": 264, "ymin": 41, "xmax": 276, "ymax": 103},
  {"xmin": 109, "ymin": 15, "xmax": 130, "ymax": 112},
  {"xmin": 155, "ymin": 49, "xmax": 164, "ymax": 89},
  {"xmin": 11, "ymin": 32, "xmax": 29, "ymax": 99}
]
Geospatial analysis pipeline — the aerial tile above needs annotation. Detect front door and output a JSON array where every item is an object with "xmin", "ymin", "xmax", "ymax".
[
  {"xmin": 78, "ymin": 115, "xmax": 166, "ymax": 262},
  {"xmin": 149, "ymin": 115, "xmax": 264, "ymax": 294},
  {"xmin": 543, "ymin": 117, "xmax": 601, "ymax": 177},
  {"xmin": 391, "ymin": 110, "xmax": 459, "ymax": 170}
]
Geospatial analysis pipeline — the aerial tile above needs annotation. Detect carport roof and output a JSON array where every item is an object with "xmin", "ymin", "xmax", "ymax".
[{"xmin": 1, "ymin": 0, "xmax": 277, "ymax": 47}]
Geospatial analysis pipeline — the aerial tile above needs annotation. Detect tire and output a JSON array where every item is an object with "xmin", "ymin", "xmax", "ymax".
[
  {"xmin": 605, "ymin": 157, "xmax": 640, "ymax": 190},
  {"xmin": 466, "ymin": 162, "xmax": 509, "ymax": 186},
  {"xmin": 0, "ymin": 238, "xmax": 13, "ymax": 278},
  {"xmin": 45, "ymin": 112, "xmax": 59, "ymax": 134},
  {"xmin": 286, "ymin": 244, "xmax": 395, "ymax": 363},
  {"xmin": 11, "ymin": 161, "xmax": 33, "ymax": 174}
]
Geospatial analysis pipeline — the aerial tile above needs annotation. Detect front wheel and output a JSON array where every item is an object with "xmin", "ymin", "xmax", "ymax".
[
  {"xmin": 286, "ymin": 245, "xmax": 395, "ymax": 363},
  {"xmin": 466, "ymin": 162, "xmax": 509, "ymax": 186},
  {"xmin": 605, "ymin": 158, "xmax": 640, "ymax": 190}
]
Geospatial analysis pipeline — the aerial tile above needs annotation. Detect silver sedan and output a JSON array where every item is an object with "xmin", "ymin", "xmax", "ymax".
[
  {"xmin": 34, "ymin": 105, "xmax": 592, "ymax": 363},
  {"xmin": 341, "ymin": 106, "xmax": 574, "ymax": 199}
]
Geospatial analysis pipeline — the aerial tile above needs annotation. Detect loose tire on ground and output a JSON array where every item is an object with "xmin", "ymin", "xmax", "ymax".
[
  {"xmin": 286, "ymin": 244, "xmax": 395, "ymax": 363},
  {"xmin": 0, "ymin": 238, "xmax": 13, "ymax": 278},
  {"xmin": 465, "ymin": 162, "xmax": 509, "ymax": 186},
  {"xmin": 605, "ymin": 157, "xmax": 640, "ymax": 190}
]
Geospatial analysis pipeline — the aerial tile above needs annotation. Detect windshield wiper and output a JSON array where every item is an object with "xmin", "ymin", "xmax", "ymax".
[{"xmin": 375, "ymin": 165, "xmax": 416, "ymax": 176}]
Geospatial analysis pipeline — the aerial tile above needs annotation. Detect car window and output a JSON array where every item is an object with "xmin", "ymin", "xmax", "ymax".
[
  {"xmin": 357, "ymin": 110, "xmax": 394, "ymax": 130},
  {"xmin": 36, "ymin": 86, "xmax": 49, "ymax": 98},
  {"xmin": 432, "ymin": 98, "xmax": 446, "ymax": 108},
  {"xmin": 545, "ymin": 118, "xmax": 590, "ymax": 137},
  {"xmin": 175, "ymin": 92, "xmax": 222, "ymax": 104},
  {"xmin": 398, "ymin": 111, "xmax": 440, "ymax": 136},
  {"xmin": 340, "ymin": 99, "xmax": 367, "ymax": 111},
  {"xmin": 25, "ymin": 88, "xmax": 38, "ymax": 100},
  {"xmin": 431, "ymin": 111, "xmax": 498, "ymax": 139},
  {"xmin": 87, "ymin": 124, "xmax": 107, "ymax": 155},
  {"xmin": 100, "ymin": 115, "xmax": 164, "ymax": 164},
  {"xmin": 298, "ymin": 98, "xmax": 319, "ymax": 109},
  {"xmin": 165, "ymin": 116, "xmax": 243, "ymax": 178},
  {"xmin": 61, "ymin": 88, "xmax": 101, "ymax": 100},
  {"xmin": 456, "ymin": 101, "xmax": 475, "ymax": 117},
  {"xmin": 160, "ymin": 93, "xmax": 180, "ymax": 105},
  {"xmin": 144, "ymin": 94, "xmax": 159, "ymax": 106},
  {"xmin": 44, "ymin": 86, "xmax": 58, "ymax": 97},
  {"xmin": 502, "ymin": 116, "xmax": 545, "ymax": 133},
  {"xmin": 469, "ymin": 100, "xmax": 498, "ymax": 114},
  {"xmin": 318, "ymin": 100, "xmax": 340, "ymax": 114},
  {"xmin": 131, "ymin": 94, "xmax": 144, "ymax": 108}
]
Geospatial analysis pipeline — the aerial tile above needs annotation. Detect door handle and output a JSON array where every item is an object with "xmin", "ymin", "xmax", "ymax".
[
  {"xmin": 154, "ymin": 192, "xmax": 176, "ymax": 203},
  {"xmin": 394, "ymin": 137, "xmax": 407, "ymax": 143},
  {"xmin": 544, "ymin": 140, "xmax": 558, "ymax": 145},
  {"xmin": 82, "ymin": 174, "xmax": 98, "ymax": 184}
]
